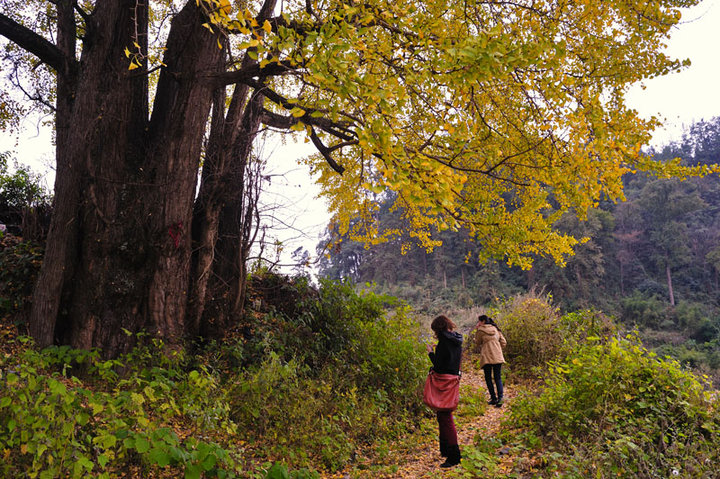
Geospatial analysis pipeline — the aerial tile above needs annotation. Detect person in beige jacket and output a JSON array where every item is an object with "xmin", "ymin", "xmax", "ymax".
[{"xmin": 474, "ymin": 314, "xmax": 507, "ymax": 407}]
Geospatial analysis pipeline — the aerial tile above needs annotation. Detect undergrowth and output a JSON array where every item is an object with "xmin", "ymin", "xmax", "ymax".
[
  {"xmin": 3, "ymin": 278, "xmax": 719, "ymax": 478},
  {"xmin": 506, "ymin": 336, "xmax": 720, "ymax": 478},
  {"xmin": 0, "ymin": 275, "xmax": 427, "ymax": 478}
]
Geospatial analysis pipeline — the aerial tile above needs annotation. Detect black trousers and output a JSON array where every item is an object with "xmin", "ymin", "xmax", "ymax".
[{"xmin": 483, "ymin": 363, "xmax": 503, "ymax": 400}]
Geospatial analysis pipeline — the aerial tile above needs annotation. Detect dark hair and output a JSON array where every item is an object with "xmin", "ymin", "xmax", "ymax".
[
  {"xmin": 431, "ymin": 315, "xmax": 456, "ymax": 336},
  {"xmin": 478, "ymin": 314, "xmax": 501, "ymax": 332}
]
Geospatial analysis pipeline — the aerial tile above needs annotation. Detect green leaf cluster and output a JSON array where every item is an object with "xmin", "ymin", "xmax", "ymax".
[
  {"xmin": 507, "ymin": 336, "xmax": 720, "ymax": 477},
  {"xmin": 0, "ymin": 153, "xmax": 49, "ymax": 215},
  {"xmin": 0, "ymin": 342, "xmax": 239, "ymax": 478},
  {"xmin": 0, "ymin": 235, "xmax": 43, "ymax": 317}
]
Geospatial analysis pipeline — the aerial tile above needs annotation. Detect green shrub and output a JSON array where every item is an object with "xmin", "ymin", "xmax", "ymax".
[
  {"xmin": 228, "ymin": 353, "xmax": 379, "ymax": 471},
  {"xmin": 556, "ymin": 308, "xmax": 618, "ymax": 354},
  {"xmin": 469, "ymin": 295, "xmax": 617, "ymax": 377},
  {"xmin": 508, "ymin": 336, "xmax": 720, "ymax": 478},
  {"xmin": 226, "ymin": 296, "xmax": 427, "ymax": 471},
  {"xmin": 0, "ymin": 235, "xmax": 43, "ymax": 319},
  {"xmin": 241, "ymin": 276, "xmax": 427, "ymax": 414},
  {"xmin": 0, "ymin": 342, "xmax": 239, "ymax": 478},
  {"xmin": 620, "ymin": 292, "xmax": 669, "ymax": 330},
  {"xmin": 491, "ymin": 292, "xmax": 564, "ymax": 373},
  {"xmin": 346, "ymin": 302, "xmax": 427, "ymax": 415},
  {"xmin": 242, "ymin": 277, "xmax": 402, "ymax": 368}
]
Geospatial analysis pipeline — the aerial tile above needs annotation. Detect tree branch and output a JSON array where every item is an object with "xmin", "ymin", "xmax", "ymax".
[
  {"xmin": 210, "ymin": 60, "xmax": 296, "ymax": 86},
  {"xmin": 260, "ymin": 109, "xmax": 349, "ymax": 175},
  {"xmin": 73, "ymin": 3, "xmax": 91, "ymax": 23},
  {"xmin": 253, "ymin": 81, "xmax": 355, "ymax": 133},
  {"xmin": 310, "ymin": 127, "xmax": 345, "ymax": 174},
  {"xmin": 259, "ymin": 108, "xmax": 295, "ymax": 129},
  {"xmin": 0, "ymin": 13, "xmax": 73, "ymax": 75}
]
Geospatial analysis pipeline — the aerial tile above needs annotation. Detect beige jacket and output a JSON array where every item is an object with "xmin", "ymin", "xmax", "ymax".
[{"xmin": 474, "ymin": 324, "xmax": 506, "ymax": 367}]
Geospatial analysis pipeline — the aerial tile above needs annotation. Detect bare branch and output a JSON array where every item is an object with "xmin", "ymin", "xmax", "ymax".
[
  {"xmin": 310, "ymin": 127, "xmax": 345, "ymax": 174},
  {"xmin": 210, "ymin": 60, "xmax": 296, "ymax": 86},
  {"xmin": 0, "ymin": 13, "xmax": 73, "ymax": 75}
]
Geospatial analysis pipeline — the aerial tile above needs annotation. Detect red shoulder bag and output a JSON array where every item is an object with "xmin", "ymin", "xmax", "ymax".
[{"xmin": 422, "ymin": 369, "xmax": 461, "ymax": 412}]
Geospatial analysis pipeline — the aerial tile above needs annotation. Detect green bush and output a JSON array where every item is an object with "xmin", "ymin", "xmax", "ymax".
[
  {"xmin": 462, "ymin": 296, "xmax": 616, "ymax": 379},
  {"xmin": 346, "ymin": 302, "xmax": 427, "ymax": 415},
  {"xmin": 0, "ymin": 235, "xmax": 43, "ymax": 319},
  {"xmin": 0, "ymin": 341, "xmax": 239, "ymax": 478},
  {"xmin": 491, "ymin": 292, "xmax": 564, "ymax": 373},
  {"xmin": 241, "ymin": 276, "xmax": 427, "ymax": 413},
  {"xmin": 508, "ymin": 336, "xmax": 720, "ymax": 478},
  {"xmin": 556, "ymin": 308, "xmax": 618, "ymax": 354},
  {"xmin": 620, "ymin": 292, "xmax": 669, "ymax": 330},
  {"xmin": 226, "ymin": 279, "xmax": 427, "ymax": 471},
  {"xmin": 227, "ymin": 354, "xmax": 359, "ymax": 471}
]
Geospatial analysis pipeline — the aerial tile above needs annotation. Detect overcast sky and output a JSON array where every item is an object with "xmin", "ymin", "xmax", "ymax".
[{"xmin": 625, "ymin": 0, "xmax": 720, "ymax": 144}]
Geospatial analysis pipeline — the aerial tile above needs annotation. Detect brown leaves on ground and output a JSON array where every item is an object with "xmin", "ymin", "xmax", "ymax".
[{"xmin": 325, "ymin": 357, "xmax": 531, "ymax": 479}]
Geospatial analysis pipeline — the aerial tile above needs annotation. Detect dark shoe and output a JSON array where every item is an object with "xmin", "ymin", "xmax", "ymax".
[
  {"xmin": 440, "ymin": 445, "xmax": 461, "ymax": 468},
  {"xmin": 440, "ymin": 457, "xmax": 461, "ymax": 468},
  {"xmin": 495, "ymin": 397, "xmax": 504, "ymax": 408},
  {"xmin": 488, "ymin": 398, "xmax": 498, "ymax": 405}
]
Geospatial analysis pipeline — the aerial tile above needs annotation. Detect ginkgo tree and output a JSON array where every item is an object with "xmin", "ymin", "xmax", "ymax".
[{"xmin": 0, "ymin": 0, "xmax": 715, "ymax": 356}]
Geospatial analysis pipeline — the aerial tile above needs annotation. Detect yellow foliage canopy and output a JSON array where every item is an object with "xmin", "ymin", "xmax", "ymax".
[
  {"xmin": 271, "ymin": 0, "xmax": 716, "ymax": 267},
  {"xmin": 6, "ymin": 0, "xmax": 720, "ymax": 268}
]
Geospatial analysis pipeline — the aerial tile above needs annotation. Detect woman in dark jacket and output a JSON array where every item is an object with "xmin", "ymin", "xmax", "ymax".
[{"xmin": 426, "ymin": 314, "xmax": 463, "ymax": 468}]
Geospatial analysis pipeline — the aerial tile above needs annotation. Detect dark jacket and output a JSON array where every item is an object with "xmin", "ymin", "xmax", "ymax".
[{"xmin": 429, "ymin": 330, "xmax": 463, "ymax": 375}]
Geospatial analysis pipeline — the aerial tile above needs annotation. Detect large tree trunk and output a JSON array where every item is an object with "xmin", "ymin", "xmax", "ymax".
[
  {"xmin": 29, "ymin": 0, "xmax": 224, "ymax": 357},
  {"xmin": 200, "ymin": 88, "xmax": 265, "ymax": 336},
  {"xmin": 191, "ymin": 0, "xmax": 277, "ymax": 338},
  {"xmin": 189, "ymin": 80, "xmax": 251, "ymax": 336},
  {"xmin": 30, "ymin": 0, "xmax": 149, "ymax": 350},
  {"xmin": 141, "ymin": 1, "xmax": 225, "ymax": 345},
  {"xmin": 27, "ymin": 0, "xmax": 82, "ymax": 346}
]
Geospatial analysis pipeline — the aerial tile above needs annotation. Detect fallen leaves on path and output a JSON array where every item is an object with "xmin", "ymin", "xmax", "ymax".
[{"xmin": 327, "ymin": 359, "xmax": 528, "ymax": 479}]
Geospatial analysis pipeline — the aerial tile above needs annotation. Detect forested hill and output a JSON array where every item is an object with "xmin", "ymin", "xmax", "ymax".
[{"xmin": 317, "ymin": 117, "xmax": 720, "ymax": 381}]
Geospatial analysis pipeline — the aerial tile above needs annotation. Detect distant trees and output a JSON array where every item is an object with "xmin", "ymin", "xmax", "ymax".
[
  {"xmin": 0, "ymin": 152, "xmax": 50, "ymax": 239},
  {"xmin": 318, "ymin": 117, "xmax": 720, "ymax": 315}
]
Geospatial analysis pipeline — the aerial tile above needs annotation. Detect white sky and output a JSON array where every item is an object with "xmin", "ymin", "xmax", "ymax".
[
  {"xmin": 625, "ymin": 0, "xmax": 720, "ymax": 143},
  {"xmin": 2, "ymin": 0, "xmax": 720, "ymax": 272}
]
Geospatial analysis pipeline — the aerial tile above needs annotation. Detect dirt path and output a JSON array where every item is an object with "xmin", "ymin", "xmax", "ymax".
[
  {"xmin": 392, "ymin": 366, "xmax": 513, "ymax": 478},
  {"xmin": 339, "ymin": 362, "xmax": 519, "ymax": 479}
]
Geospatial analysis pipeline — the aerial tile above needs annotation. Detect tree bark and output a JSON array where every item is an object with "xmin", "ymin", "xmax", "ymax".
[
  {"xmin": 666, "ymin": 262, "xmax": 675, "ymax": 307},
  {"xmin": 26, "ymin": 0, "xmax": 80, "ymax": 346},
  {"xmin": 189, "ymin": 80, "xmax": 251, "ymax": 336},
  {"xmin": 191, "ymin": 0, "xmax": 278, "ymax": 337},
  {"xmin": 26, "ymin": 0, "xmax": 225, "ymax": 356},
  {"xmin": 138, "ymin": 1, "xmax": 225, "ymax": 346},
  {"xmin": 30, "ymin": 0, "xmax": 146, "ymax": 349},
  {"xmin": 201, "ymin": 88, "xmax": 265, "ymax": 336}
]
